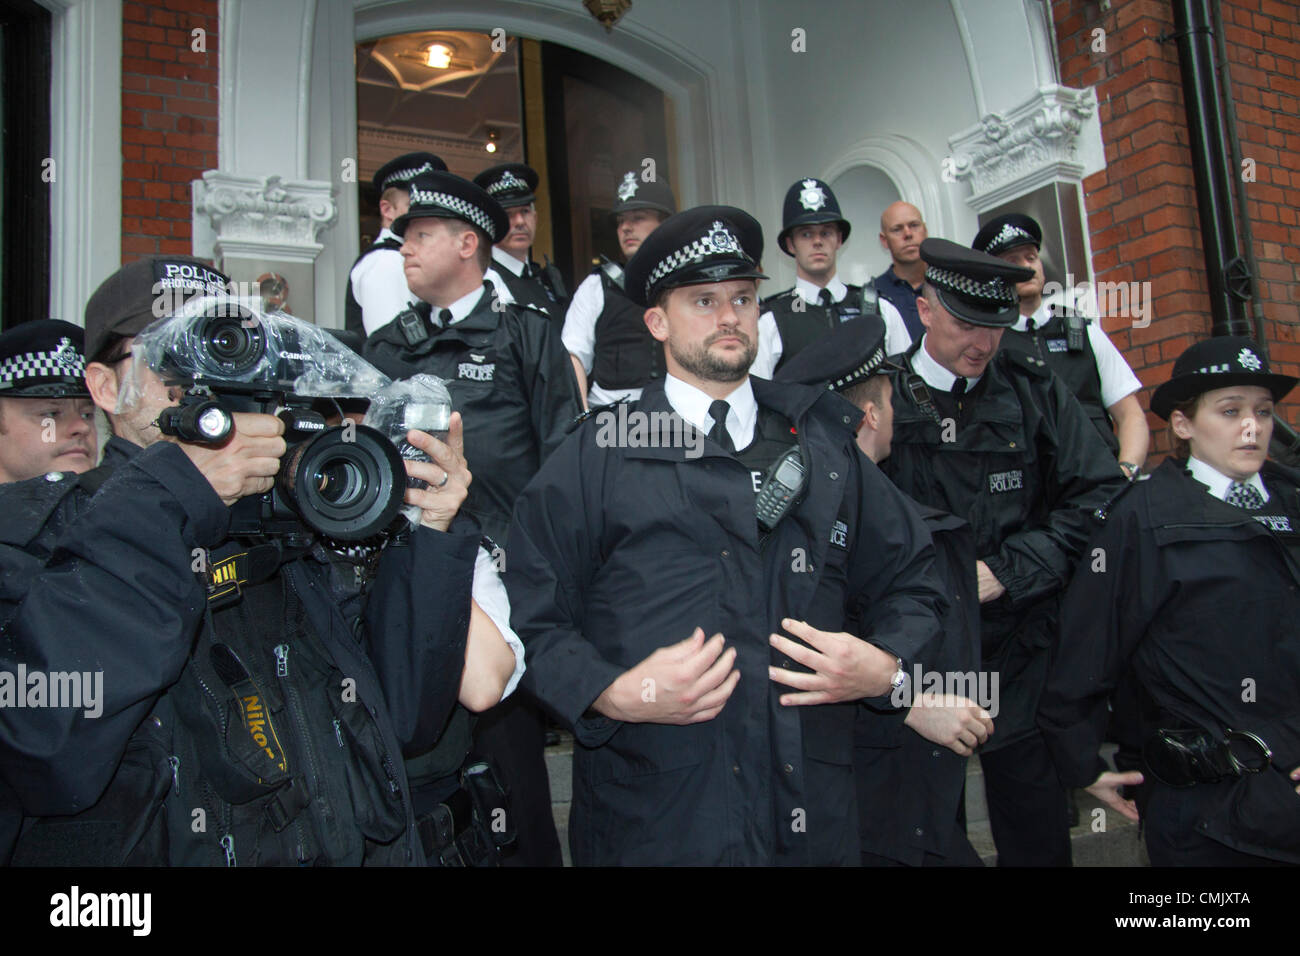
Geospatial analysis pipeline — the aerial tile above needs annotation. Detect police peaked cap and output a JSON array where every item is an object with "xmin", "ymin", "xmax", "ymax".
[
  {"xmin": 610, "ymin": 169, "xmax": 676, "ymax": 218},
  {"xmin": 390, "ymin": 171, "xmax": 510, "ymax": 244},
  {"xmin": 973, "ymin": 213, "xmax": 1042, "ymax": 258},
  {"xmin": 0, "ymin": 319, "xmax": 90, "ymax": 398},
  {"xmin": 623, "ymin": 205, "xmax": 768, "ymax": 307},
  {"xmin": 920, "ymin": 238, "xmax": 1032, "ymax": 328},
  {"xmin": 1150, "ymin": 336, "xmax": 1298, "ymax": 420},
  {"xmin": 773, "ymin": 313, "xmax": 900, "ymax": 392},
  {"xmin": 84, "ymin": 256, "xmax": 231, "ymax": 361},
  {"xmin": 778, "ymin": 177, "xmax": 850, "ymax": 255},
  {"xmin": 373, "ymin": 152, "xmax": 448, "ymax": 193},
  {"xmin": 473, "ymin": 163, "xmax": 538, "ymax": 208}
]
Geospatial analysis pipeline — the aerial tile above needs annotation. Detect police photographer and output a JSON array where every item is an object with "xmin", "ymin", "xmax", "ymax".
[{"xmin": 0, "ymin": 256, "xmax": 516, "ymax": 866}]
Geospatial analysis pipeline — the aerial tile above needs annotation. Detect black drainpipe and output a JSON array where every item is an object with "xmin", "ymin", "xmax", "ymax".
[{"xmin": 1167, "ymin": 0, "xmax": 1300, "ymax": 463}]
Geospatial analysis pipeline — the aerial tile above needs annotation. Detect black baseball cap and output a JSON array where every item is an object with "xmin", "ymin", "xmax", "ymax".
[{"xmin": 84, "ymin": 256, "xmax": 230, "ymax": 361}]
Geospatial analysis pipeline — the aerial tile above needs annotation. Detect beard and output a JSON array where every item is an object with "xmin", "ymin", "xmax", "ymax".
[{"xmin": 668, "ymin": 328, "xmax": 757, "ymax": 383}]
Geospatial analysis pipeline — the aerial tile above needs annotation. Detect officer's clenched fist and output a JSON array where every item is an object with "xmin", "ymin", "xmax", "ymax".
[
  {"xmin": 594, "ymin": 628, "xmax": 741, "ymax": 725},
  {"xmin": 176, "ymin": 412, "xmax": 286, "ymax": 506}
]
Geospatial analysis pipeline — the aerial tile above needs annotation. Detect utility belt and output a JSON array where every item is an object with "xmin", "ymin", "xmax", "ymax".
[
  {"xmin": 415, "ymin": 761, "xmax": 515, "ymax": 867},
  {"xmin": 1142, "ymin": 727, "xmax": 1273, "ymax": 788}
]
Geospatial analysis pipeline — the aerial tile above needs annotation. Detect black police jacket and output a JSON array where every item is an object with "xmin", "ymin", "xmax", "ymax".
[
  {"xmin": 504, "ymin": 376, "xmax": 945, "ymax": 865},
  {"xmin": 1039, "ymin": 458, "xmax": 1300, "ymax": 864},
  {"xmin": 0, "ymin": 437, "xmax": 477, "ymax": 865},
  {"xmin": 364, "ymin": 284, "xmax": 582, "ymax": 545},
  {"xmin": 881, "ymin": 345, "xmax": 1127, "ymax": 749},
  {"xmin": 854, "ymin": 503, "xmax": 980, "ymax": 865}
]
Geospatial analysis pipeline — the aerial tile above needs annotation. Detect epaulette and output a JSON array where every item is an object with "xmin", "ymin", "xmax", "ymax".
[
  {"xmin": 1000, "ymin": 348, "xmax": 1052, "ymax": 379},
  {"xmin": 565, "ymin": 397, "xmax": 633, "ymax": 434},
  {"xmin": 1092, "ymin": 472, "xmax": 1146, "ymax": 524},
  {"xmin": 0, "ymin": 470, "xmax": 88, "ymax": 547},
  {"xmin": 760, "ymin": 287, "xmax": 795, "ymax": 308}
]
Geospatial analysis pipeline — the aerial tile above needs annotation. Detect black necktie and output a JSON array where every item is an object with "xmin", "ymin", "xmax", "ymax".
[
  {"xmin": 951, "ymin": 377, "xmax": 967, "ymax": 398},
  {"xmin": 707, "ymin": 400, "xmax": 734, "ymax": 453},
  {"xmin": 818, "ymin": 288, "xmax": 834, "ymax": 309},
  {"xmin": 1025, "ymin": 318, "xmax": 1036, "ymax": 333},
  {"xmin": 437, "ymin": 308, "xmax": 453, "ymax": 329}
]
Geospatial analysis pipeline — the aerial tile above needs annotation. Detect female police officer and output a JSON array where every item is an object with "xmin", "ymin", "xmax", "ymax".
[{"xmin": 1038, "ymin": 335, "xmax": 1300, "ymax": 866}]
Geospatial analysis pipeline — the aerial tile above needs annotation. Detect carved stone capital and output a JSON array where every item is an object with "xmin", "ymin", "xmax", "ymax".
[
  {"xmin": 949, "ymin": 85, "xmax": 1100, "ymax": 212},
  {"xmin": 192, "ymin": 171, "xmax": 337, "ymax": 261}
]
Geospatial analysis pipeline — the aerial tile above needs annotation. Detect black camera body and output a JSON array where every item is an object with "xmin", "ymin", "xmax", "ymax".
[{"xmin": 154, "ymin": 306, "xmax": 405, "ymax": 542}]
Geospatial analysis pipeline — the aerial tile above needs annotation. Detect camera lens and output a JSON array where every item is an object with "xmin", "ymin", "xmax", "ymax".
[
  {"xmin": 198, "ymin": 312, "xmax": 267, "ymax": 378},
  {"xmin": 278, "ymin": 424, "xmax": 404, "ymax": 541},
  {"xmin": 315, "ymin": 458, "xmax": 365, "ymax": 507}
]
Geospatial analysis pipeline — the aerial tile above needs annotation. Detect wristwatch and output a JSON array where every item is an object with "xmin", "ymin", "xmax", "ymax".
[{"xmin": 888, "ymin": 657, "xmax": 907, "ymax": 691}]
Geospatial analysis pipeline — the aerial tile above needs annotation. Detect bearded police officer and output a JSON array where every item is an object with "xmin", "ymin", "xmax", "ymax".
[
  {"xmin": 879, "ymin": 238, "xmax": 1126, "ymax": 866},
  {"xmin": 974, "ymin": 214, "xmax": 1148, "ymax": 477},
  {"xmin": 0, "ymin": 255, "xmax": 513, "ymax": 866},
  {"xmin": 562, "ymin": 168, "xmax": 676, "ymax": 407},
  {"xmin": 363, "ymin": 171, "xmax": 579, "ymax": 866},
  {"xmin": 0, "ymin": 320, "xmax": 97, "ymax": 484},
  {"xmin": 777, "ymin": 316, "xmax": 989, "ymax": 867},
  {"xmin": 505, "ymin": 206, "xmax": 945, "ymax": 865},
  {"xmin": 753, "ymin": 178, "xmax": 911, "ymax": 379},
  {"xmin": 345, "ymin": 151, "xmax": 448, "ymax": 337},
  {"xmin": 474, "ymin": 163, "xmax": 568, "ymax": 320}
]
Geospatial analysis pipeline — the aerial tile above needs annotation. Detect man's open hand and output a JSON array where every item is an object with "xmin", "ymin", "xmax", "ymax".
[
  {"xmin": 176, "ymin": 411, "xmax": 286, "ymax": 506},
  {"xmin": 769, "ymin": 618, "xmax": 897, "ymax": 704},
  {"xmin": 1086, "ymin": 770, "xmax": 1144, "ymax": 822},
  {"xmin": 594, "ymin": 628, "xmax": 740, "ymax": 724}
]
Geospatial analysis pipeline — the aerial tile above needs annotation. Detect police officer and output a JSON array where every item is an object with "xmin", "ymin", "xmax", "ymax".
[
  {"xmin": 345, "ymin": 151, "xmax": 448, "ymax": 336},
  {"xmin": 776, "ymin": 316, "xmax": 989, "ymax": 867},
  {"xmin": 562, "ymin": 168, "xmax": 676, "ymax": 407},
  {"xmin": 1, "ymin": 255, "xmax": 513, "ymax": 866},
  {"xmin": 974, "ymin": 213, "xmax": 1148, "ymax": 477},
  {"xmin": 505, "ymin": 206, "xmax": 945, "ymax": 865},
  {"xmin": 753, "ymin": 178, "xmax": 911, "ymax": 378},
  {"xmin": 363, "ymin": 171, "xmax": 578, "ymax": 866},
  {"xmin": 879, "ymin": 238, "xmax": 1127, "ymax": 866},
  {"xmin": 474, "ymin": 163, "xmax": 569, "ymax": 320},
  {"xmin": 0, "ymin": 320, "xmax": 96, "ymax": 483},
  {"xmin": 1040, "ymin": 336, "xmax": 1300, "ymax": 866}
]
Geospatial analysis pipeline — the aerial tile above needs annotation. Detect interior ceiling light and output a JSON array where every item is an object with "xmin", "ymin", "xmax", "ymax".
[
  {"xmin": 426, "ymin": 42, "xmax": 453, "ymax": 69},
  {"xmin": 485, "ymin": 129, "xmax": 499, "ymax": 153},
  {"xmin": 583, "ymin": 0, "xmax": 632, "ymax": 32}
]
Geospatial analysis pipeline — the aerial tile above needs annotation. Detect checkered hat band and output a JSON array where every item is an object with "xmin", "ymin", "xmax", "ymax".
[
  {"xmin": 926, "ymin": 265, "xmax": 1016, "ymax": 305},
  {"xmin": 488, "ymin": 172, "xmax": 528, "ymax": 195},
  {"xmin": 381, "ymin": 163, "xmax": 435, "ymax": 191},
  {"xmin": 832, "ymin": 346, "xmax": 886, "ymax": 390},
  {"xmin": 645, "ymin": 232, "xmax": 747, "ymax": 298},
  {"xmin": 0, "ymin": 349, "xmax": 85, "ymax": 388},
  {"xmin": 408, "ymin": 186, "xmax": 495, "ymax": 235},
  {"xmin": 985, "ymin": 222, "xmax": 1035, "ymax": 255}
]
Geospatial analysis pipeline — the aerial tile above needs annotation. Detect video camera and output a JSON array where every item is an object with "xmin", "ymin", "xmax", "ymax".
[{"xmin": 122, "ymin": 297, "xmax": 408, "ymax": 542}]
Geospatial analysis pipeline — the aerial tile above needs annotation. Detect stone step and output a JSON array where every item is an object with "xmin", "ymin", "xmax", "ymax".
[{"xmin": 543, "ymin": 732, "xmax": 1146, "ymax": 866}]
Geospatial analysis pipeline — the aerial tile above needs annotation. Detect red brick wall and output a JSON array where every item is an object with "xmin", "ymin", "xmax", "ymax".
[
  {"xmin": 1053, "ymin": 0, "xmax": 1300, "ymax": 456},
  {"xmin": 120, "ymin": 0, "xmax": 219, "ymax": 262}
]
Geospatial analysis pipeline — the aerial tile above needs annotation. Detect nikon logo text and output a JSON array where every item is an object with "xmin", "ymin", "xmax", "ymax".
[{"xmin": 50, "ymin": 886, "xmax": 151, "ymax": 936}]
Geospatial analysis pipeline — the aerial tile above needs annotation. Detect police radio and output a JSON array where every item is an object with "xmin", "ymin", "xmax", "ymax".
[{"xmin": 755, "ymin": 446, "xmax": 808, "ymax": 531}]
